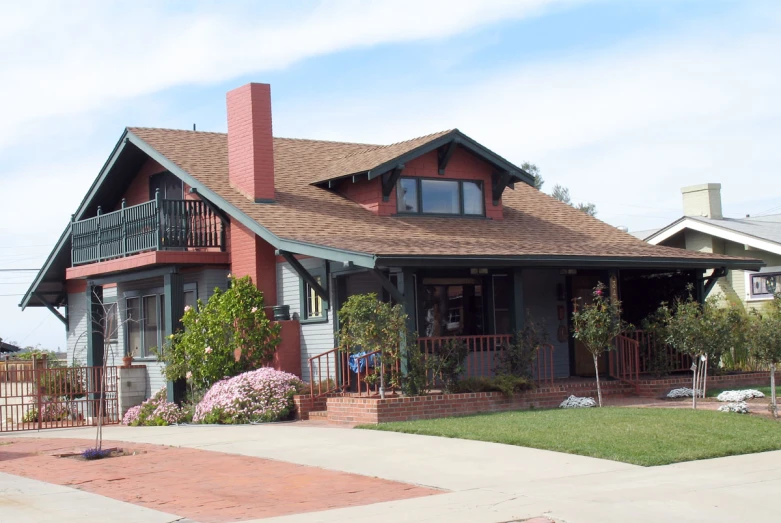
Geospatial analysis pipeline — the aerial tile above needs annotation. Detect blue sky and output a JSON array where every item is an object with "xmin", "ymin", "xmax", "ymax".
[{"xmin": 1, "ymin": 0, "xmax": 779, "ymax": 350}]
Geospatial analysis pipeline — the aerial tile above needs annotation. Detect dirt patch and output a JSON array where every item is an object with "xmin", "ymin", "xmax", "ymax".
[{"xmin": 0, "ymin": 438, "xmax": 441, "ymax": 522}]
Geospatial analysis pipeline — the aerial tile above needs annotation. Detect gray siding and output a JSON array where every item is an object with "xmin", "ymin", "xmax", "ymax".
[
  {"xmin": 277, "ymin": 258, "xmax": 335, "ymax": 382},
  {"xmin": 523, "ymin": 269, "xmax": 571, "ymax": 378}
]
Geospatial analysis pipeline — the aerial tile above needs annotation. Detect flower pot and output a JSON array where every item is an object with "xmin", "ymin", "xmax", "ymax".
[{"xmin": 122, "ymin": 356, "xmax": 133, "ymax": 368}]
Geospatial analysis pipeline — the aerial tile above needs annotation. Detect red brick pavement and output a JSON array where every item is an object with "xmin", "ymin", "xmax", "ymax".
[{"xmin": 0, "ymin": 438, "xmax": 441, "ymax": 522}]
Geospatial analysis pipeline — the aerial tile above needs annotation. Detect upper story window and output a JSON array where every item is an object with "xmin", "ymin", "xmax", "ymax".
[
  {"xmin": 397, "ymin": 178, "xmax": 484, "ymax": 216},
  {"xmin": 750, "ymin": 272, "xmax": 779, "ymax": 299}
]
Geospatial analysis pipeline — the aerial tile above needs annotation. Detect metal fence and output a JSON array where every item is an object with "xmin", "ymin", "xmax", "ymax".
[{"xmin": 0, "ymin": 358, "xmax": 119, "ymax": 432}]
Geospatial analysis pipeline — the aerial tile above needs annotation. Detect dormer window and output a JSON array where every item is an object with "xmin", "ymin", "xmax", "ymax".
[{"xmin": 397, "ymin": 178, "xmax": 484, "ymax": 216}]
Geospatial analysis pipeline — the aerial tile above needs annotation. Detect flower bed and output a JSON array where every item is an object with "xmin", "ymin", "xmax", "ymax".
[
  {"xmin": 193, "ymin": 368, "xmax": 304, "ymax": 424},
  {"xmin": 122, "ymin": 388, "xmax": 184, "ymax": 426}
]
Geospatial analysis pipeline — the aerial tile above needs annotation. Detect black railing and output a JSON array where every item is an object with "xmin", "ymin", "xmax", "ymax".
[{"xmin": 71, "ymin": 194, "xmax": 224, "ymax": 266}]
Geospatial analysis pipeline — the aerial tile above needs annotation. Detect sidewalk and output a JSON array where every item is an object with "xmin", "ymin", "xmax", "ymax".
[{"xmin": 4, "ymin": 422, "xmax": 781, "ymax": 522}]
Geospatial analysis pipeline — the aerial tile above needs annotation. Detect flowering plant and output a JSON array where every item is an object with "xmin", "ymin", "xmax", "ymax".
[
  {"xmin": 121, "ymin": 388, "xmax": 185, "ymax": 426},
  {"xmin": 193, "ymin": 368, "xmax": 304, "ymax": 424},
  {"xmin": 159, "ymin": 275, "xmax": 282, "ymax": 389}
]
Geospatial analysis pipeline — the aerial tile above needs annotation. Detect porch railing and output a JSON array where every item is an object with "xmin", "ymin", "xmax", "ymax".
[
  {"xmin": 71, "ymin": 195, "xmax": 225, "ymax": 266},
  {"xmin": 609, "ymin": 334, "xmax": 641, "ymax": 390},
  {"xmin": 308, "ymin": 348, "xmax": 348, "ymax": 398},
  {"xmin": 624, "ymin": 330, "xmax": 692, "ymax": 373}
]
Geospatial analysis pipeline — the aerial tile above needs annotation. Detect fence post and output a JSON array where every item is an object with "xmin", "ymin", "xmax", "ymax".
[{"xmin": 34, "ymin": 355, "xmax": 42, "ymax": 431}]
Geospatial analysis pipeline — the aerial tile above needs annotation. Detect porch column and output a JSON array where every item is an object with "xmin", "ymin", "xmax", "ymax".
[
  {"xmin": 164, "ymin": 271, "xmax": 186, "ymax": 404},
  {"xmin": 510, "ymin": 268, "xmax": 524, "ymax": 333},
  {"xmin": 86, "ymin": 284, "xmax": 104, "ymax": 368},
  {"xmin": 695, "ymin": 269, "xmax": 706, "ymax": 304},
  {"xmin": 399, "ymin": 268, "xmax": 417, "ymax": 375}
]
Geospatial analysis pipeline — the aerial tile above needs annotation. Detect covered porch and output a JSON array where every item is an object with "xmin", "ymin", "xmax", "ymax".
[{"xmin": 307, "ymin": 262, "xmax": 722, "ymax": 398}]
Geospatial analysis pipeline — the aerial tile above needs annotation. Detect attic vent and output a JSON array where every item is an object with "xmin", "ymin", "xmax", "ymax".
[{"xmin": 616, "ymin": 226, "xmax": 629, "ymax": 232}]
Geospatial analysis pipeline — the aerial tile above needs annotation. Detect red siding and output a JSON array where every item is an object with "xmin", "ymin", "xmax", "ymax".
[{"xmin": 341, "ymin": 148, "xmax": 504, "ymax": 220}]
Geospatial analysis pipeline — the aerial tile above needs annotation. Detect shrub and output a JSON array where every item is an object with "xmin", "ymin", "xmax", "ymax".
[
  {"xmin": 82, "ymin": 448, "xmax": 111, "ymax": 460},
  {"xmin": 451, "ymin": 375, "xmax": 533, "ymax": 397},
  {"xmin": 426, "ymin": 339, "xmax": 468, "ymax": 393},
  {"xmin": 193, "ymin": 368, "xmax": 304, "ymax": 424},
  {"xmin": 160, "ymin": 275, "xmax": 282, "ymax": 389},
  {"xmin": 122, "ymin": 388, "xmax": 184, "ymax": 426},
  {"xmin": 496, "ymin": 316, "xmax": 549, "ymax": 378},
  {"xmin": 22, "ymin": 402, "xmax": 71, "ymax": 423}
]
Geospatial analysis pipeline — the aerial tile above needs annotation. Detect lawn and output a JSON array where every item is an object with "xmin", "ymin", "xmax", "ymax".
[
  {"xmin": 706, "ymin": 383, "xmax": 779, "ymax": 398},
  {"xmin": 359, "ymin": 408, "xmax": 781, "ymax": 466}
]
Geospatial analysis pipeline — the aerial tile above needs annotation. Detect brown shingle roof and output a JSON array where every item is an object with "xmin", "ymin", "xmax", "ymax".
[{"xmin": 127, "ymin": 127, "xmax": 760, "ymax": 266}]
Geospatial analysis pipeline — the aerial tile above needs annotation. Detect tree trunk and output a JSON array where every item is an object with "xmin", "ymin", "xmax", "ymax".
[
  {"xmin": 593, "ymin": 354, "xmax": 603, "ymax": 407},
  {"xmin": 702, "ymin": 356, "xmax": 708, "ymax": 399},
  {"xmin": 692, "ymin": 359, "xmax": 698, "ymax": 410},
  {"xmin": 771, "ymin": 364, "xmax": 777, "ymax": 417},
  {"xmin": 379, "ymin": 360, "xmax": 386, "ymax": 400}
]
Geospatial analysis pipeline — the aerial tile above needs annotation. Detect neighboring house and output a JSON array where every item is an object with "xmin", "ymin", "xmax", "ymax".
[
  {"xmin": 639, "ymin": 183, "xmax": 780, "ymax": 310},
  {"xmin": 0, "ymin": 341, "xmax": 21, "ymax": 354},
  {"xmin": 20, "ymin": 83, "xmax": 761, "ymax": 400}
]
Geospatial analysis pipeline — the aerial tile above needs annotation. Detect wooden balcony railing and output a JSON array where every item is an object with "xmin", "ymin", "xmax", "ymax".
[{"xmin": 71, "ymin": 194, "xmax": 224, "ymax": 266}]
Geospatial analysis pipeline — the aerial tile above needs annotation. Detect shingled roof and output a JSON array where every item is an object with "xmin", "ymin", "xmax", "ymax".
[{"xmin": 127, "ymin": 127, "xmax": 761, "ymax": 269}]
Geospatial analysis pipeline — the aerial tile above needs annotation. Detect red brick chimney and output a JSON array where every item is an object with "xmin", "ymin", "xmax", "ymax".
[{"xmin": 227, "ymin": 83, "xmax": 275, "ymax": 202}]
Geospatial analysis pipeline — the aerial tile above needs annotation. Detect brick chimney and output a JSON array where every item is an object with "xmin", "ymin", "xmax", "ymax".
[
  {"xmin": 227, "ymin": 83, "xmax": 275, "ymax": 202},
  {"xmin": 681, "ymin": 183, "xmax": 722, "ymax": 219}
]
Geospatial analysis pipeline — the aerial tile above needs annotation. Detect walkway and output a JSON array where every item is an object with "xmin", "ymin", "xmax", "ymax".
[{"xmin": 3, "ymin": 422, "xmax": 781, "ymax": 522}]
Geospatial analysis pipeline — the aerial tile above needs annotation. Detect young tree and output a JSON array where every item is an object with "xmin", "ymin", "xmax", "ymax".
[
  {"xmin": 337, "ymin": 293, "xmax": 408, "ymax": 399},
  {"xmin": 551, "ymin": 184, "xmax": 598, "ymax": 217},
  {"xmin": 657, "ymin": 294, "xmax": 746, "ymax": 408},
  {"xmin": 571, "ymin": 282, "xmax": 629, "ymax": 406},
  {"xmin": 748, "ymin": 293, "xmax": 781, "ymax": 417}
]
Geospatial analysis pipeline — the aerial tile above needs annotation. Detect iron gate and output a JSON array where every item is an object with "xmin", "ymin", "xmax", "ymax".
[{"xmin": 0, "ymin": 357, "xmax": 119, "ymax": 432}]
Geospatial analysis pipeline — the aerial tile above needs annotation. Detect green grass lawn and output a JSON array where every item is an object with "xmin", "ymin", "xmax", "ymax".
[
  {"xmin": 359, "ymin": 408, "xmax": 781, "ymax": 466},
  {"xmin": 706, "ymin": 383, "xmax": 779, "ymax": 398}
]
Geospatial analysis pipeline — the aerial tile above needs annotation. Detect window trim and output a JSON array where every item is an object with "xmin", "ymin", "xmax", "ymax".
[
  {"xmin": 299, "ymin": 266, "xmax": 329, "ymax": 324},
  {"xmin": 746, "ymin": 270, "xmax": 781, "ymax": 301},
  {"xmin": 396, "ymin": 177, "xmax": 485, "ymax": 217},
  {"xmin": 123, "ymin": 283, "xmax": 197, "ymax": 359}
]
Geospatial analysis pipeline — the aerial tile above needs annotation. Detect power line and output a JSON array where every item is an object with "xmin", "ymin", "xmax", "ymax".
[{"xmin": 0, "ymin": 269, "xmax": 39, "ymax": 272}]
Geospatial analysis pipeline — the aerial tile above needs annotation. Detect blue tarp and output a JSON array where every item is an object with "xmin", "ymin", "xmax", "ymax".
[{"xmin": 348, "ymin": 351, "xmax": 378, "ymax": 373}]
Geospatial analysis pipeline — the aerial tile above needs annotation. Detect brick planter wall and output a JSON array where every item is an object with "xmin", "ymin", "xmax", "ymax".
[
  {"xmin": 293, "ymin": 395, "xmax": 327, "ymax": 420},
  {"xmin": 325, "ymin": 380, "xmax": 635, "ymax": 425},
  {"xmin": 636, "ymin": 371, "xmax": 779, "ymax": 398}
]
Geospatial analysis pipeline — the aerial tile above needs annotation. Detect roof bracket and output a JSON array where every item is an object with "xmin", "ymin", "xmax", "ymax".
[
  {"xmin": 367, "ymin": 269, "xmax": 404, "ymax": 303},
  {"xmin": 32, "ymin": 292, "xmax": 67, "ymax": 326},
  {"xmin": 381, "ymin": 164, "xmax": 405, "ymax": 202},
  {"xmin": 437, "ymin": 139, "xmax": 459, "ymax": 175},
  {"xmin": 702, "ymin": 267, "xmax": 728, "ymax": 296},
  {"xmin": 279, "ymin": 251, "xmax": 328, "ymax": 301},
  {"xmin": 492, "ymin": 171, "xmax": 512, "ymax": 206}
]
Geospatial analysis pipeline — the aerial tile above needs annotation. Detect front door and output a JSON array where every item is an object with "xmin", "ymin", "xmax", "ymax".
[{"xmin": 571, "ymin": 273, "xmax": 609, "ymax": 376}]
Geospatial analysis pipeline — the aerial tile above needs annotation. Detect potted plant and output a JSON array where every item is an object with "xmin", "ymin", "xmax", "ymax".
[{"xmin": 122, "ymin": 347, "xmax": 136, "ymax": 368}]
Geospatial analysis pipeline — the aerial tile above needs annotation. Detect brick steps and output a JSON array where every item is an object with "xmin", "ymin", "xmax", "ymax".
[{"xmin": 308, "ymin": 410, "xmax": 328, "ymax": 420}]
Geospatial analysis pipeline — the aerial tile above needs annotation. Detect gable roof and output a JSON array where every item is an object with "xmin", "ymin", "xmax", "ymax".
[
  {"xmin": 22, "ymin": 126, "xmax": 764, "ymax": 310},
  {"xmin": 645, "ymin": 214, "xmax": 781, "ymax": 256}
]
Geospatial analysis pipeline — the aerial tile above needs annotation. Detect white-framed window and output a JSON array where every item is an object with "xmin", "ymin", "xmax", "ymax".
[
  {"xmin": 125, "ymin": 285, "xmax": 197, "ymax": 358},
  {"xmin": 747, "ymin": 271, "xmax": 780, "ymax": 300},
  {"xmin": 299, "ymin": 267, "xmax": 329, "ymax": 324}
]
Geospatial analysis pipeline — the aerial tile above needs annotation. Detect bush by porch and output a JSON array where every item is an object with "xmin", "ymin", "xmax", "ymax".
[{"xmin": 360, "ymin": 408, "xmax": 781, "ymax": 466}]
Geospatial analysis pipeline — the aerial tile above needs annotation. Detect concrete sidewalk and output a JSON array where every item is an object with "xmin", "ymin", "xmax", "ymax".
[{"xmin": 5, "ymin": 423, "xmax": 781, "ymax": 522}]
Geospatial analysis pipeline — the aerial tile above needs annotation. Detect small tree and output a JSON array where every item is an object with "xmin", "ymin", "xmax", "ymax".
[
  {"xmin": 656, "ymin": 294, "xmax": 746, "ymax": 408},
  {"xmin": 337, "ymin": 293, "xmax": 407, "ymax": 399},
  {"xmin": 497, "ymin": 314, "xmax": 549, "ymax": 379},
  {"xmin": 161, "ymin": 276, "xmax": 281, "ymax": 389},
  {"xmin": 748, "ymin": 293, "xmax": 781, "ymax": 417},
  {"xmin": 571, "ymin": 282, "xmax": 629, "ymax": 406}
]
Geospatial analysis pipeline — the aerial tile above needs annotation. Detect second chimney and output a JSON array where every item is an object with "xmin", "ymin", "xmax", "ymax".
[
  {"xmin": 681, "ymin": 183, "xmax": 722, "ymax": 219},
  {"xmin": 227, "ymin": 83, "xmax": 275, "ymax": 202}
]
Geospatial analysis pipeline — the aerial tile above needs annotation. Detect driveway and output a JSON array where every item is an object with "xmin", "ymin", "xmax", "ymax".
[{"xmin": 3, "ymin": 423, "xmax": 780, "ymax": 522}]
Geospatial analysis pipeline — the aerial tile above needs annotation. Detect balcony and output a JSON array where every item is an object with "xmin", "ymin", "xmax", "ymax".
[{"xmin": 71, "ymin": 198, "xmax": 225, "ymax": 266}]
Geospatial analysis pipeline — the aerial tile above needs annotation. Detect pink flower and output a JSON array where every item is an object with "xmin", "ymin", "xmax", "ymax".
[
  {"xmin": 205, "ymin": 346, "xmax": 213, "ymax": 354},
  {"xmin": 184, "ymin": 305, "xmax": 192, "ymax": 312},
  {"xmin": 186, "ymin": 371, "xmax": 193, "ymax": 380},
  {"xmin": 251, "ymin": 307, "xmax": 258, "ymax": 313},
  {"xmin": 595, "ymin": 290, "xmax": 603, "ymax": 296}
]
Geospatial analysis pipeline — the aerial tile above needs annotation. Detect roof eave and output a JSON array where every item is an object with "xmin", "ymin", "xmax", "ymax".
[{"xmin": 374, "ymin": 254, "xmax": 764, "ymax": 271}]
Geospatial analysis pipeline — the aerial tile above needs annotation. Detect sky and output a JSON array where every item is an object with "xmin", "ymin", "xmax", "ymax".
[{"xmin": 1, "ymin": 0, "xmax": 779, "ymax": 350}]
